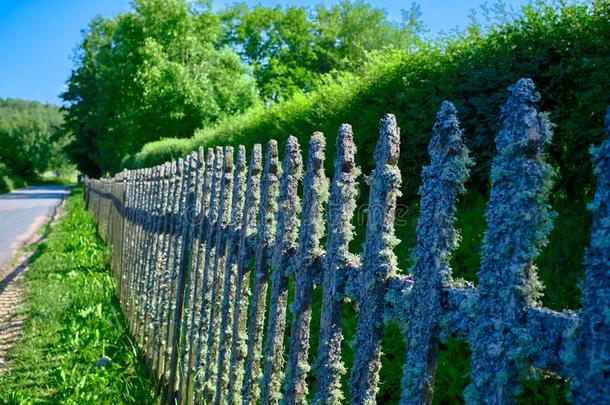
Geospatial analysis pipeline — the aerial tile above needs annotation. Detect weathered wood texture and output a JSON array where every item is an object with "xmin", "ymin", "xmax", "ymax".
[{"xmin": 85, "ymin": 78, "xmax": 609, "ymax": 404}]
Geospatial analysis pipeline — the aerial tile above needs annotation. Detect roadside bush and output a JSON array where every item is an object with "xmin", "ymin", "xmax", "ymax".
[{"xmin": 0, "ymin": 98, "xmax": 72, "ymax": 185}]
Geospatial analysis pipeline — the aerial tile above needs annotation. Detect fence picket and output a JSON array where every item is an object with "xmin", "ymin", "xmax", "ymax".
[
  {"xmin": 152, "ymin": 162, "xmax": 174, "ymax": 376},
  {"xmin": 260, "ymin": 136, "xmax": 303, "ymax": 405},
  {"xmin": 571, "ymin": 108, "xmax": 610, "ymax": 404},
  {"xmin": 349, "ymin": 114, "xmax": 402, "ymax": 404},
  {"xmin": 214, "ymin": 145, "xmax": 248, "ymax": 404},
  {"xmin": 467, "ymin": 78, "xmax": 555, "ymax": 403},
  {"xmin": 401, "ymin": 101, "xmax": 471, "ymax": 404},
  {"xmin": 315, "ymin": 124, "xmax": 360, "ymax": 404},
  {"xmin": 202, "ymin": 146, "xmax": 236, "ymax": 402},
  {"xmin": 226, "ymin": 144, "xmax": 263, "ymax": 404},
  {"xmin": 183, "ymin": 148, "xmax": 215, "ymax": 399},
  {"xmin": 242, "ymin": 140, "xmax": 280, "ymax": 405},
  {"xmin": 192, "ymin": 146, "xmax": 224, "ymax": 399},
  {"xmin": 284, "ymin": 132, "xmax": 328, "ymax": 404}
]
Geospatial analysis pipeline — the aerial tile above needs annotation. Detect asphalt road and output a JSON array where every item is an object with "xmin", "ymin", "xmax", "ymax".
[{"xmin": 0, "ymin": 186, "xmax": 71, "ymax": 267}]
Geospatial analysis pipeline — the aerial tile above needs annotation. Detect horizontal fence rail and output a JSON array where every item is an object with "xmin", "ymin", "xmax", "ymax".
[{"xmin": 84, "ymin": 78, "xmax": 609, "ymax": 404}]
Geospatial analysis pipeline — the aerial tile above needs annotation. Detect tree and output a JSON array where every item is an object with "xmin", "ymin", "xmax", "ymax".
[
  {"xmin": 0, "ymin": 98, "xmax": 70, "ymax": 180},
  {"xmin": 220, "ymin": 0, "xmax": 423, "ymax": 101},
  {"xmin": 62, "ymin": 0, "xmax": 258, "ymax": 176}
]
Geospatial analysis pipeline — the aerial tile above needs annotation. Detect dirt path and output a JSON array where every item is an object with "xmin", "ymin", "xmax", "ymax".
[{"xmin": 0, "ymin": 194, "xmax": 67, "ymax": 374}]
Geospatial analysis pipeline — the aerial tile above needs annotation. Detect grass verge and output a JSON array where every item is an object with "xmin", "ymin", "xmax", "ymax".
[{"xmin": 0, "ymin": 186, "xmax": 156, "ymax": 404}]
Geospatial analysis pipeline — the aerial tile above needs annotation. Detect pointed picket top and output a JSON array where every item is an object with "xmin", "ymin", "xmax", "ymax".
[
  {"xmin": 295, "ymin": 132, "xmax": 327, "ymax": 262},
  {"xmin": 177, "ymin": 158, "xmax": 185, "ymax": 177},
  {"xmin": 401, "ymin": 101, "xmax": 471, "ymax": 404},
  {"xmin": 230, "ymin": 145, "xmax": 248, "ymax": 231},
  {"xmin": 204, "ymin": 148, "xmax": 215, "ymax": 184},
  {"xmin": 243, "ymin": 144, "xmax": 264, "ymax": 246},
  {"xmin": 495, "ymin": 78, "xmax": 552, "ymax": 154},
  {"xmin": 375, "ymin": 114, "xmax": 401, "ymax": 167},
  {"xmin": 271, "ymin": 135, "xmax": 303, "ymax": 269},
  {"xmin": 350, "ymin": 114, "xmax": 401, "ymax": 404},
  {"xmin": 467, "ymin": 78, "xmax": 555, "ymax": 403}
]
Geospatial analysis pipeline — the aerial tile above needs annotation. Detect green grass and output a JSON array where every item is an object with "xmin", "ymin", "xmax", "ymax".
[
  {"xmin": 0, "ymin": 174, "xmax": 26, "ymax": 194},
  {"xmin": 0, "ymin": 186, "xmax": 156, "ymax": 404}
]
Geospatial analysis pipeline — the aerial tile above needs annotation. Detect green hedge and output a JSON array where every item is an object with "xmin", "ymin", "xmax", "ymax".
[{"xmin": 124, "ymin": 1, "xmax": 609, "ymax": 203}]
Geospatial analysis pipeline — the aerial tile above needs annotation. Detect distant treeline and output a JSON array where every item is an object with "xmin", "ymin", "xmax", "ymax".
[{"xmin": 0, "ymin": 98, "xmax": 72, "ymax": 192}]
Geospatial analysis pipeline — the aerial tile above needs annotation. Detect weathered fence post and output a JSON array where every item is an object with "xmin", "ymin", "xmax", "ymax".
[
  {"xmin": 242, "ymin": 140, "xmax": 281, "ymax": 404},
  {"xmin": 570, "ymin": 108, "xmax": 610, "ymax": 403},
  {"xmin": 283, "ymin": 132, "xmax": 329, "ymax": 404},
  {"xmin": 213, "ymin": 145, "xmax": 248, "ymax": 404},
  {"xmin": 183, "ymin": 148, "xmax": 214, "ymax": 398},
  {"xmin": 152, "ymin": 162, "xmax": 174, "ymax": 375},
  {"xmin": 174, "ymin": 151, "xmax": 202, "ymax": 401},
  {"xmin": 349, "ymin": 114, "xmax": 401, "ymax": 404},
  {"xmin": 145, "ymin": 163, "xmax": 170, "ymax": 366},
  {"xmin": 260, "ymin": 136, "xmax": 303, "ymax": 405},
  {"xmin": 400, "ymin": 101, "xmax": 472, "ymax": 404},
  {"xmin": 314, "ymin": 124, "xmax": 360, "ymax": 404},
  {"xmin": 226, "ymin": 144, "xmax": 263, "ymax": 404},
  {"xmin": 467, "ymin": 78, "xmax": 555, "ymax": 404},
  {"xmin": 119, "ymin": 170, "xmax": 132, "ymax": 313},
  {"xmin": 202, "ymin": 146, "xmax": 236, "ymax": 401},
  {"xmin": 192, "ymin": 146, "xmax": 224, "ymax": 399},
  {"xmin": 135, "ymin": 167, "xmax": 159, "ymax": 344},
  {"xmin": 157, "ymin": 161, "xmax": 182, "ymax": 377},
  {"xmin": 168, "ymin": 156, "xmax": 195, "ymax": 403}
]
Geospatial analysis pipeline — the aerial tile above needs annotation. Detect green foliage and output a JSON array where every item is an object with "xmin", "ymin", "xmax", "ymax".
[
  {"xmin": 129, "ymin": 0, "xmax": 609, "ymax": 207},
  {"xmin": 0, "ymin": 162, "xmax": 25, "ymax": 194},
  {"xmin": 67, "ymin": 0, "xmax": 425, "ymax": 176},
  {"xmin": 0, "ymin": 98, "xmax": 71, "ymax": 184},
  {"xmin": 219, "ymin": 1, "xmax": 422, "ymax": 100},
  {"xmin": 62, "ymin": 0, "xmax": 259, "ymax": 176},
  {"xmin": 0, "ymin": 187, "xmax": 156, "ymax": 404}
]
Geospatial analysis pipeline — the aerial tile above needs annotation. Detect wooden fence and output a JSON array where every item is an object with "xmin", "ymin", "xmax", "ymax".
[{"xmin": 84, "ymin": 78, "xmax": 609, "ymax": 404}]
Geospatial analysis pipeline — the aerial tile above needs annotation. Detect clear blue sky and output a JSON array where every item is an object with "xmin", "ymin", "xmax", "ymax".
[{"xmin": 0, "ymin": 0, "xmax": 531, "ymax": 105}]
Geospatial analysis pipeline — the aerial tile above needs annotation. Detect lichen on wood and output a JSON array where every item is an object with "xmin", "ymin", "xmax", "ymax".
[
  {"xmin": 349, "ymin": 114, "xmax": 402, "ymax": 405},
  {"xmin": 283, "ymin": 132, "xmax": 328, "ymax": 404},
  {"xmin": 400, "ymin": 101, "xmax": 472, "ymax": 404},
  {"xmin": 467, "ymin": 78, "xmax": 555, "ymax": 404}
]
